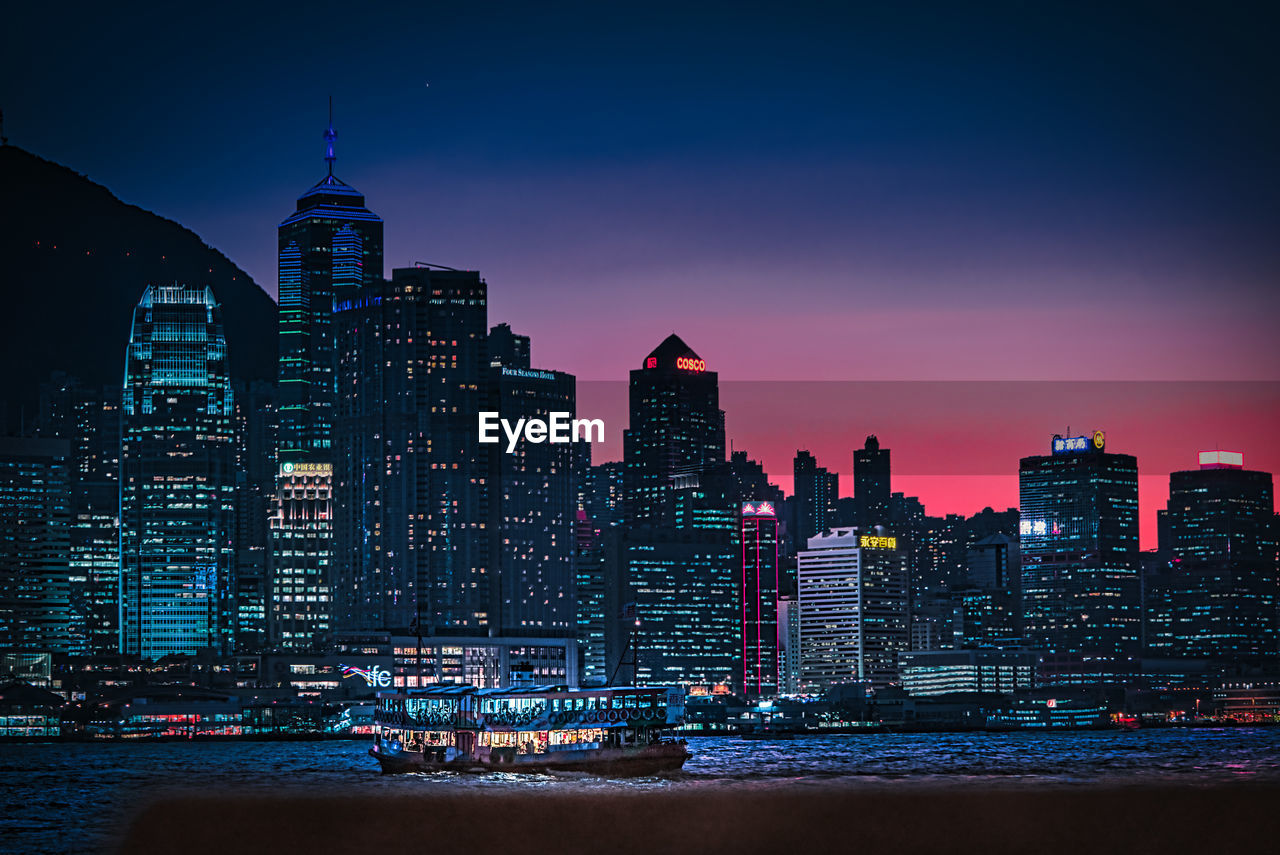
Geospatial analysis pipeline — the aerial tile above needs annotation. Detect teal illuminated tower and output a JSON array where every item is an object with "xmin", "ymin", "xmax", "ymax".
[{"xmin": 120, "ymin": 284, "xmax": 236, "ymax": 657}]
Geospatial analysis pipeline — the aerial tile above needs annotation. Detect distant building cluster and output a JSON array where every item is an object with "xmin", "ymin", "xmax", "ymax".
[{"xmin": 2, "ymin": 120, "xmax": 1278, "ymax": 723}]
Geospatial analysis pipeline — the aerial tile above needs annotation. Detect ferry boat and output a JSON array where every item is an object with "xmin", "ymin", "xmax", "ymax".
[{"xmin": 370, "ymin": 684, "xmax": 690, "ymax": 775}]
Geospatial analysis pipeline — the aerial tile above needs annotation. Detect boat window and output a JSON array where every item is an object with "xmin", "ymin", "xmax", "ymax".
[
  {"xmin": 639, "ymin": 695, "xmax": 653, "ymax": 708},
  {"xmin": 624, "ymin": 695, "xmax": 637, "ymax": 708},
  {"xmin": 612, "ymin": 696, "xmax": 623, "ymax": 709}
]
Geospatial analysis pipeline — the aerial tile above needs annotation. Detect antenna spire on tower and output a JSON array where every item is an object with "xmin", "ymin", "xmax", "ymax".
[{"xmin": 324, "ymin": 96, "xmax": 337, "ymax": 175}]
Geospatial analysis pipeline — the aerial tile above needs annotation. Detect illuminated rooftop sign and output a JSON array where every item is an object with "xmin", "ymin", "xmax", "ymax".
[
  {"xmin": 1199, "ymin": 450, "xmax": 1244, "ymax": 470},
  {"xmin": 1052, "ymin": 431, "xmax": 1105, "ymax": 455},
  {"xmin": 643, "ymin": 355, "xmax": 707, "ymax": 372},
  {"xmin": 859, "ymin": 535, "xmax": 897, "ymax": 549},
  {"xmin": 742, "ymin": 502, "xmax": 776, "ymax": 517},
  {"xmin": 281, "ymin": 462, "xmax": 333, "ymax": 475}
]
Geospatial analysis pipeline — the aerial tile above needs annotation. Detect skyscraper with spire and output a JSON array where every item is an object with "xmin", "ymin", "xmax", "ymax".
[
  {"xmin": 270, "ymin": 106, "xmax": 384, "ymax": 649},
  {"xmin": 277, "ymin": 101, "xmax": 384, "ymax": 460}
]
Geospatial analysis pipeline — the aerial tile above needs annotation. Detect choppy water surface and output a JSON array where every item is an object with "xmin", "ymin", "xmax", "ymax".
[{"xmin": 4, "ymin": 729, "xmax": 1280, "ymax": 853}]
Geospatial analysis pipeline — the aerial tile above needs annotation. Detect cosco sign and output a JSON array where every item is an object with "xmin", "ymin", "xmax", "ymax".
[{"xmin": 675, "ymin": 357, "xmax": 706, "ymax": 372}]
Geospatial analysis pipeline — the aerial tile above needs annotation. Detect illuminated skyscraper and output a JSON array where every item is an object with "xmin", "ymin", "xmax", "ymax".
[
  {"xmin": 1146, "ymin": 452, "xmax": 1277, "ymax": 661},
  {"xmin": 740, "ymin": 500, "xmax": 780, "ymax": 697},
  {"xmin": 776, "ymin": 594, "xmax": 801, "ymax": 693},
  {"xmin": 603, "ymin": 526, "xmax": 737, "ymax": 687},
  {"xmin": 271, "ymin": 109, "xmax": 383, "ymax": 649},
  {"xmin": 276, "ymin": 108, "xmax": 384, "ymax": 460},
  {"xmin": 120, "ymin": 284, "xmax": 236, "ymax": 658},
  {"xmin": 0, "ymin": 438, "xmax": 72, "ymax": 653},
  {"xmin": 332, "ymin": 266, "xmax": 490, "ymax": 634},
  {"xmin": 36, "ymin": 375, "xmax": 121, "ymax": 655},
  {"xmin": 488, "ymin": 327, "xmax": 579, "ymax": 637},
  {"xmin": 232, "ymin": 380, "xmax": 275, "ymax": 652},
  {"xmin": 1019, "ymin": 432, "xmax": 1139, "ymax": 681},
  {"xmin": 797, "ymin": 527, "xmax": 909, "ymax": 691},
  {"xmin": 623, "ymin": 335, "xmax": 724, "ymax": 525},
  {"xmin": 577, "ymin": 463, "xmax": 623, "ymax": 686}
]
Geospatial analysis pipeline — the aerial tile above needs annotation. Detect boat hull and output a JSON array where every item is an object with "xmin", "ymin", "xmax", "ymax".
[{"xmin": 370, "ymin": 741, "xmax": 690, "ymax": 777}]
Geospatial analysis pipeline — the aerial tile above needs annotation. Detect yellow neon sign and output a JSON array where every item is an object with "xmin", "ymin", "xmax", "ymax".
[{"xmin": 859, "ymin": 535, "xmax": 897, "ymax": 549}]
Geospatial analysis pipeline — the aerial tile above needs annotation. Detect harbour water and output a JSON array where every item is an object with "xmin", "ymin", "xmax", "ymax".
[{"xmin": 5, "ymin": 728, "xmax": 1280, "ymax": 853}]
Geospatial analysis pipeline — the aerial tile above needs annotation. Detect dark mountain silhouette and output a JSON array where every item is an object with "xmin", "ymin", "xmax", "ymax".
[{"xmin": 0, "ymin": 145, "xmax": 276, "ymax": 431}]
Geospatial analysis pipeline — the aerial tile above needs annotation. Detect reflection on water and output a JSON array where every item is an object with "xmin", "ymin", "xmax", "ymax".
[{"xmin": 4, "ymin": 729, "xmax": 1280, "ymax": 853}]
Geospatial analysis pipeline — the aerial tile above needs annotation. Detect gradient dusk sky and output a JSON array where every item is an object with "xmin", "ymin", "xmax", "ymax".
[{"xmin": 4, "ymin": 2, "xmax": 1278, "ymax": 544}]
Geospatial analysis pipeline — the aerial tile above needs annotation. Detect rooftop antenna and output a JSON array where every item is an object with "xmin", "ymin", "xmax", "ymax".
[{"xmin": 324, "ymin": 96, "xmax": 337, "ymax": 175}]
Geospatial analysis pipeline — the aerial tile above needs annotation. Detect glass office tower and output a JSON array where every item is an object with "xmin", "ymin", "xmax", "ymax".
[
  {"xmin": 1019, "ymin": 432, "xmax": 1139, "ymax": 682},
  {"xmin": 1146, "ymin": 452, "xmax": 1277, "ymax": 661},
  {"xmin": 120, "ymin": 284, "xmax": 236, "ymax": 658},
  {"xmin": 271, "ymin": 114, "xmax": 383, "ymax": 649},
  {"xmin": 623, "ymin": 334, "xmax": 724, "ymax": 526}
]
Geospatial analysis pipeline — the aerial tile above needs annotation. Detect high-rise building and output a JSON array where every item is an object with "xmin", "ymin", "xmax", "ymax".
[
  {"xmin": 853, "ymin": 435, "xmax": 891, "ymax": 529},
  {"xmin": 608, "ymin": 335, "xmax": 738, "ymax": 687},
  {"xmin": 796, "ymin": 527, "xmax": 909, "ymax": 691},
  {"xmin": 120, "ymin": 284, "xmax": 236, "ymax": 658},
  {"xmin": 268, "ymin": 460, "xmax": 331, "ymax": 649},
  {"xmin": 36, "ymin": 375, "xmax": 121, "ymax": 655},
  {"xmin": 623, "ymin": 335, "xmax": 724, "ymax": 525},
  {"xmin": 575, "ymin": 509, "xmax": 608, "ymax": 686},
  {"xmin": 729, "ymin": 451, "xmax": 784, "ymax": 509},
  {"xmin": 792, "ymin": 450, "xmax": 838, "ymax": 546},
  {"xmin": 1146, "ymin": 451, "xmax": 1277, "ymax": 661},
  {"xmin": 739, "ymin": 500, "xmax": 780, "ymax": 697},
  {"xmin": 488, "ymin": 322, "xmax": 531, "ymax": 370},
  {"xmin": 270, "ymin": 113, "xmax": 384, "ymax": 647},
  {"xmin": 576, "ymin": 463, "xmax": 623, "ymax": 686},
  {"xmin": 954, "ymin": 532, "xmax": 1022, "ymax": 647},
  {"xmin": 0, "ymin": 437, "xmax": 72, "ymax": 653},
  {"xmin": 488, "ymin": 351, "xmax": 578, "ymax": 637},
  {"xmin": 1019, "ymin": 431, "xmax": 1139, "ymax": 681},
  {"xmin": 776, "ymin": 594, "xmax": 801, "ymax": 694},
  {"xmin": 271, "ymin": 114, "xmax": 383, "ymax": 649},
  {"xmin": 332, "ymin": 266, "xmax": 490, "ymax": 635},
  {"xmin": 232, "ymin": 380, "xmax": 276, "ymax": 652},
  {"xmin": 276, "ymin": 111, "xmax": 384, "ymax": 461},
  {"xmin": 581, "ymin": 461, "xmax": 625, "ymax": 536},
  {"xmin": 603, "ymin": 526, "xmax": 737, "ymax": 687}
]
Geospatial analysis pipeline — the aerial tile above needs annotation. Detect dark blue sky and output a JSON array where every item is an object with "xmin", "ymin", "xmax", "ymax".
[{"xmin": 4, "ymin": 1, "xmax": 1278, "ymax": 381}]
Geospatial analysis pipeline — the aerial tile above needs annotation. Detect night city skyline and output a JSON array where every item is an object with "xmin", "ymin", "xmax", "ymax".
[
  {"xmin": 3, "ymin": 5, "xmax": 1280, "ymax": 852},
  {"xmin": 4, "ymin": 3, "xmax": 1278, "ymax": 550}
]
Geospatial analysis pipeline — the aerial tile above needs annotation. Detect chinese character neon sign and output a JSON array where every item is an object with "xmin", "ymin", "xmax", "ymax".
[
  {"xmin": 1052, "ymin": 432, "xmax": 1104, "ymax": 455},
  {"xmin": 645, "ymin": 357, "xmax": 657, "ymax": 369},
  {"xmin": 281, "ymin": 461, "xmax": 333, "ymax": 475},
  {"xmin": 1020, "ymin": 520, "xmax": 1050, "ymax": 536},
  {"xmin": 859, "ymin": 535, "xmax": 897, "ymax": 549}
]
